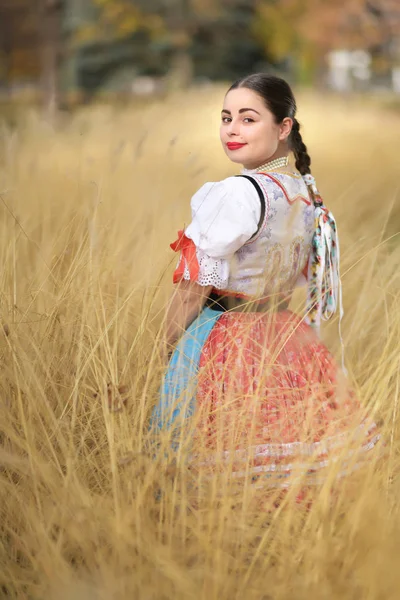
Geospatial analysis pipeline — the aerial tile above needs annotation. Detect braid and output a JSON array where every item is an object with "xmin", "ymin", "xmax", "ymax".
[{"xmin": 291, "ymin": 118, "xmax": 311, "ymax": 176}]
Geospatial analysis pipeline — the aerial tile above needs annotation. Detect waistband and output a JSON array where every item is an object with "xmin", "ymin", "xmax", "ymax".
[{"xmin": 205, "ymin": 292, "xmax": 290, "ymax": 313}]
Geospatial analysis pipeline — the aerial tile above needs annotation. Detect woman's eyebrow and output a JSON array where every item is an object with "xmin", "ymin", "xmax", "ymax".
[{"xmin": 221, "ymin": 108, "xmax": 261, "ymax": 115}]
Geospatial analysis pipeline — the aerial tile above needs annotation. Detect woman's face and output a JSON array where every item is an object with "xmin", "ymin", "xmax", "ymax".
[{"xmin": 220, "ymin": 87, "xmax": 292, "ymax": 170}]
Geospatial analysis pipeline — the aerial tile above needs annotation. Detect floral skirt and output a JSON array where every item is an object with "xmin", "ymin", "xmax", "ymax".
[{"xmin": 151, "ymin": 307, "xmax": 381, "ymax": 489}]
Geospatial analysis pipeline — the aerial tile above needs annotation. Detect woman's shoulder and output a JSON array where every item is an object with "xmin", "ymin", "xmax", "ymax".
[
  {"xmin": 191, "ymin": 175, "xmax": 261, "ymax": 209},
  {"xmin": 185, "ymin": 175, "xmax": 262, "ymax": 258}
]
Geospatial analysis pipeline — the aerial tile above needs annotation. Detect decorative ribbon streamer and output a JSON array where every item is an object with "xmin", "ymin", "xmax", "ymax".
[
  {"xmin": 303, "ymin": 174, "xmax": 347, "ymax": 374},
  {"xmin": 170, "ymin": 230, "xmax": 200, "ymax": 284}
]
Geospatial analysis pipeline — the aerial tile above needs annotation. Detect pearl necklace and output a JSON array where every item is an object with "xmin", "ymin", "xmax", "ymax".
[{"xmin": 254, "ymin": 156, "xmax": 289, "ymax": 172}]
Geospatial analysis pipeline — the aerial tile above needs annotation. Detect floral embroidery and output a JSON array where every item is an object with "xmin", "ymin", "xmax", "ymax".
[
  {"xmin": 236, "ymin": 243, "xmax": 257, "ymax": 263},
  {"xmin": 289, "ymin": 236, "xmax": 307, "ymax": 282}
]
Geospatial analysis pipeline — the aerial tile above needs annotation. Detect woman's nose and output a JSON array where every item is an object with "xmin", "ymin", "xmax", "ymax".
[{"xmin": 227, "ymin": 119, "xmax": 239, "ymax": 136}]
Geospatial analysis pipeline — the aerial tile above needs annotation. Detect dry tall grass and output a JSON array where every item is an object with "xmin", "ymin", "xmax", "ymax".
[{"xmin": 0, "ymin": 86, "xmax": 399, "ymax": 600}]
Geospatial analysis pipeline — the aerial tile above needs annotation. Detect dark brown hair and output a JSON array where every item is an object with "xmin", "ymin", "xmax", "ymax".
[{"xmin": 228, "ymin": 73, "xmax": 311, "ymax": 176}]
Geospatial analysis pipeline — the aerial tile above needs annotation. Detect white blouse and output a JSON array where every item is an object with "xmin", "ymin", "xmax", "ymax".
[{"xmin": 183, "ymin": 176, "xmax": 261, "ymax": 288}]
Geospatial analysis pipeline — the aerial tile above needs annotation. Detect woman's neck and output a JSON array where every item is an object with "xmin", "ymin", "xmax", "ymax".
[
  {"xmin": 242, "ymin": 149, "xmax": 289, "ymax": 171},
  {"xmin": 242, "ymin": 154, "xmax": 290, "ymax": 173}
]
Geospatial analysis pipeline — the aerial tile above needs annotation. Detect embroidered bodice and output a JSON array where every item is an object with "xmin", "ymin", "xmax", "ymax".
[{"xmin": 176, "ymin": 172, "xmax": 314, "ymax": 300}]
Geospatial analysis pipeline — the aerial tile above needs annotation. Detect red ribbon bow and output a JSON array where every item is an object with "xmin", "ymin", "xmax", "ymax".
[{"xmin": 170, "ymin": 230, "xmax": 199, "ymax": 283}]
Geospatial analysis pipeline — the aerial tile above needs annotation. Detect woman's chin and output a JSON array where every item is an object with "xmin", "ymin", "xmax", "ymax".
[{"xmin": 224, "ymin": 151, "xmax": 245, "ymax": 165}]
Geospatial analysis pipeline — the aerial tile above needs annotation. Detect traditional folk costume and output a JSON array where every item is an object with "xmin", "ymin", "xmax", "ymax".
[{"xmin": 151, "ymin": 158, "xmax": 381, "ymax": 488}]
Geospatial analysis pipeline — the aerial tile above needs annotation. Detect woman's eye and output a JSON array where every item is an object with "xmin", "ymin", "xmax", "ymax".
[{"xmin": 221, "ymin": 116, "xmax": 254, "ymax": 123}]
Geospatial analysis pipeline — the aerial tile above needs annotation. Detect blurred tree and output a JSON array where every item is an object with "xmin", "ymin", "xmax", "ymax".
[
  {"xmin": 0, "ymin": 0, "xmax": 64, "ymax": 118},
  {"xmin": 76, "ymin": 0, "xmax": 164, "ymax": 42},
  {"xmin": 39, "ymin": 0, "xmax": 64, "ymax": 119},
  {"xmin": 0, "ymin": 0, "xmax": 41, "ymax": 87},
  {"xmin": 76, "ymin": 0, "xmax": 263, "ymax": 89},
  {"xmin": 79, "ymin": 0, "xmax": 198, "ymax": 89},
  {"xmin": 192, "ymin": 0, "xmax": 267, "ymax": 81},
  {"xmin": 254, "ymin": 0, "xmax": 400, "ymax": 82}
]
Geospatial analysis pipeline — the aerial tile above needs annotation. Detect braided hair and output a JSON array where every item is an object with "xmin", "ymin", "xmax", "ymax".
[
  {"xmin": 290, "ymin": 118, "xmax": 311, "ymax": 175},
  {"xmin": 228, "ymin": 74, "xmax": 313, "ymax": 181}
]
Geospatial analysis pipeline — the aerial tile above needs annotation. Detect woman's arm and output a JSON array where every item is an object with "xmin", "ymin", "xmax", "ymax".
[{"xmin": 164, "ymin": 281, "xmax": 213, "ymax": 351}]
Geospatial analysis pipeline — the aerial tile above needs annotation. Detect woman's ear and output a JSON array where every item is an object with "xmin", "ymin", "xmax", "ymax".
[{"xmin": 279, "ymin": 117, "xmax": 293, "ymax": 141}]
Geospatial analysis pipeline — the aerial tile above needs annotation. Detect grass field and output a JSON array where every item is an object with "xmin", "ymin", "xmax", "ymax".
[{"xmin": 0, "ymin": 86, "xmax": 399, "ymax": 599}]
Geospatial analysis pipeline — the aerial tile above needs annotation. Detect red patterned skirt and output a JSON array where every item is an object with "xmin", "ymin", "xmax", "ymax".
[{"xmin": 192, "ymin": 310, "xmax": 381, "ymax": 488}]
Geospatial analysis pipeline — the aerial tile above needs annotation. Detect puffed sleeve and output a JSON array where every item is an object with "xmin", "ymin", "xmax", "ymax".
[{"xmin": 170, "ymin": 176, "xmax": 261, "ymax": 288}]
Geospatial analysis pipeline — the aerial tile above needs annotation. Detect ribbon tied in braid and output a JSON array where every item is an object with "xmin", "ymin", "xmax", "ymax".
[{"xmin": 302, "ymin": 174, "xmax": 344, "ymax": 340}]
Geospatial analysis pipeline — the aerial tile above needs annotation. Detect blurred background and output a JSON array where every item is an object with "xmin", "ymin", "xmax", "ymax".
[{"xmin": 0, "ymin": 0, "xmax": 400, "ymax": 118}]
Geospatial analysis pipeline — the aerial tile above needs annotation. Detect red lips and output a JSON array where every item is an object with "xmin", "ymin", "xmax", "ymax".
[{"xmin": 227, "ymin": 142, "xmax": 247, "ymax": 151}]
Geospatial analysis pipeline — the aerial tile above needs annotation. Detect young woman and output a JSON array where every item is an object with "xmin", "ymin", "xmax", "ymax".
[{"xmin": 151, "ymin": 74, "xmax": 381, "ymax": 489}]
